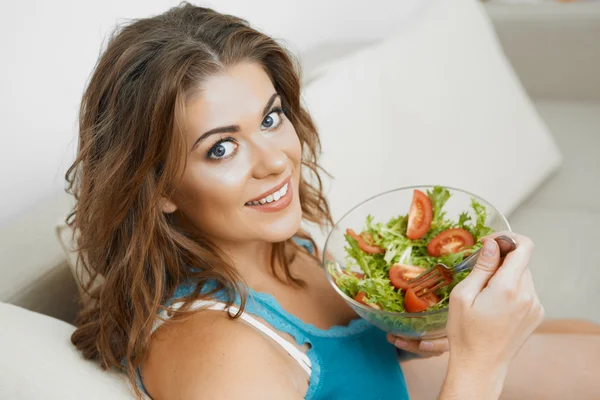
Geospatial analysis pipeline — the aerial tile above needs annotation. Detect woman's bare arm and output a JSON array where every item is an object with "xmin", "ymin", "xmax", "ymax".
[{"xmin": 438, "ymin": 361, "xmax": 506, "ymax": 399}]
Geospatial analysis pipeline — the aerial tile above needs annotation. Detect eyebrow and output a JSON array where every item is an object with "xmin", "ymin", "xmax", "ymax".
[{"xmin": 191, "ymin": 93, "xmax": 280, "ymax": 150}]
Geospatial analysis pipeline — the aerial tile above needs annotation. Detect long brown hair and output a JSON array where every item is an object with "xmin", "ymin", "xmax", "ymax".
[{"xmin": 65, "ymin": 3, "xmax": 331, "ymax": 396}]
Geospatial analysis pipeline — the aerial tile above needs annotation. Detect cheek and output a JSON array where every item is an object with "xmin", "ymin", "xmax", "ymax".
[
  {"xmin": 284, "ymin": 124, "xmax": 302, "ymax": 166},
  {"xmin": 175, "ymin": 161, "xmax": 248, "ymax": 228}
]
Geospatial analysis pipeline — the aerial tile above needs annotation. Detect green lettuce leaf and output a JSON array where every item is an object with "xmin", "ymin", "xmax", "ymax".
[
  {"xmin": 339, "ymin": 186, "xmax": 495, "ymax": 314},
  {"xmin": 427, "ymin": 186, "xmax": 451, "ymax": 223},
  {"xmin": 357, "ymin": 278, "xmax": 405, "ymax": 312},
  {"xmin": 469, "ymin": 198, "xmax": 494, "ymax": 241}
]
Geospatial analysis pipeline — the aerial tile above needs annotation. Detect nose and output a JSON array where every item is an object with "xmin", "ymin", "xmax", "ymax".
[{"xmin": 250, "ymin": 136, "xmax": 288, "ymax": 180}]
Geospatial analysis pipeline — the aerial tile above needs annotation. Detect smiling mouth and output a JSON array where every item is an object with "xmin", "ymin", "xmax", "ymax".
[{"xmin": 245, "ymin": 181, "xmax": 289, "ymax": 206}]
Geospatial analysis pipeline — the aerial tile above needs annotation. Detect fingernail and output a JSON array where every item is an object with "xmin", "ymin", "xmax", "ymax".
[
  {"xmin": 420, "ymin": 341, "xmax": 435, "ymax": 351},
  {"xmin": 482, "ymin": 239, "xmax": 496, "ymax": 257},
  {"xmin": 394, "ymin": 339, "xmax": 408, "ymax": 348}
]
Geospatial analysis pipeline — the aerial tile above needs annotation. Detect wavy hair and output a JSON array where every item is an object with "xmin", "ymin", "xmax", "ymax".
[{"xmin": 65, "ymin": 3, "xmax": 331, "ymax": 396}]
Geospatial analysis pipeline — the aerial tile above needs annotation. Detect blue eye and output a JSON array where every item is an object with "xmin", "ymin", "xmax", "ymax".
[
  {"xmin": 261, "ymin": 108, "xmax": 283, "ymax": 130},
  {"xmin": 208, "ymin": 139, "xmax": 237, "ymax": 160}
]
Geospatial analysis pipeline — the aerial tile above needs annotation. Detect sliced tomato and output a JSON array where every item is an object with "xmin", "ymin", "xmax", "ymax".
[
  {"xmin": 389, "ymin": 263, "xmax": 424, "ymax": 290},
  {"xmin": 354, "ymin": 292, "xmax": 369, "ymax": 305},
  {"xmin": 422, "ymin": 291, "xmax": 440, "ymax": 308},
  {"xmin": 354, "ymin": 292, "xmax": 382, "ymax": 310},
  {"xmin": 346, "ymin": 228, "xmax": 385, "ymax": 254},
  {"xmin": 404, "ymin": 289, "xmax": 440, "ymax": 313},
  {"xmin": 362, "ymin": 233, "xmax": 377, "ymax": 246},
  {"xmin": 427, "ymin": 228, "xmax": 475, "ymax": 257},
  {"xmin": 406, "ymin": 190, "xmax": 433, "ymax": 240}
]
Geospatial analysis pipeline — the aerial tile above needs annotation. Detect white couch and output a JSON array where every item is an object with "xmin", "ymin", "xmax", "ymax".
[
  {"xmin": 2, "ymin": 1, "xmax": 598, "ymax": 324},
  {"xmin": 1, "ymin": 2, "xmax": 599, "ymax": 399}
]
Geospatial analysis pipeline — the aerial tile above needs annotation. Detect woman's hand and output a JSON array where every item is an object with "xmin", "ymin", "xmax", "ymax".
[
  {"xmin": 440, "ymin": 231, "xmax": 544, "ymax": 399},
  {"xmin": 447, "ymin": 232, "xmax": 544, "ymax": 367},
  {"xmin": 386, "ymin": 334, "xmax": 449, "ymax": 359}
]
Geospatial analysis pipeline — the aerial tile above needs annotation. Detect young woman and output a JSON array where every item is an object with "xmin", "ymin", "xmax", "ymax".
[{"xmin": 67, "ymin": 4, "xmax": 600, "ymax": 399}]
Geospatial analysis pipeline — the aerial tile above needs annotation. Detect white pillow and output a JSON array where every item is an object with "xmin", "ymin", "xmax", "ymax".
[
  {"xmin": 56, "ymin": 223, "xmax": 99, "ymax": 302},
  {"xmin": 301, "ymin": 0, "xmax": 562, "ymax": 247},
  {"xmin": 0, "ymin": 302, "xmax": 141, "ymax": 399}
]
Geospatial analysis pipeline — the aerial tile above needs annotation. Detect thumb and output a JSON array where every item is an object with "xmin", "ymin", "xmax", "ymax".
[{"xmin": 454, "ymin": 238, "xmax": 501, "ymax": 301}]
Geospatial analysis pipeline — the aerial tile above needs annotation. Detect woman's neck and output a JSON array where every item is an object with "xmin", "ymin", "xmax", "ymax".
[{"xmin": 214, "ymin": 237, "xmax": 288, "ymax": 287}]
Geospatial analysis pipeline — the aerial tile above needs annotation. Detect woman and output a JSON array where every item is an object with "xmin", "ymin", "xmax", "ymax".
[{"xmin": 67, "ymin": 3, "xmax": 600, "ymax": 399}]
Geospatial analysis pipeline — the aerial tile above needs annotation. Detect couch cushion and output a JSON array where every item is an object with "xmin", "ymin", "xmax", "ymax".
[
  {"xmin": 508, "ymin": 101, "xmax": 600, "ymax": 324},
  {"xmin": 301, "ymin": 0, "xmax": 562, "ymax": 247},
  {"xmin": 0, "ymin": 302, "xmax": 140, "ymax": 399},
  {"xmin": 522, "ymin": 101, "xmax": 600, "ymax": 213},
  {"xmin": 0, "ymin": 191, "xmax": 78, "ymax": 322},
  {"xmin": 509, "ymin": 207, "xmax": 600, "ymax": 324}
]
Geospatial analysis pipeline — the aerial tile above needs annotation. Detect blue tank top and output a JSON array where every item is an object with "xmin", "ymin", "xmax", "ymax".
[{"xmin": 140, "ymin": 238, "xmax": 410, "ymax": 399}]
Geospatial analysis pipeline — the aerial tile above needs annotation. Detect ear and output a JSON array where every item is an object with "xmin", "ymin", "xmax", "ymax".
[{"xmin": 160, "ymin": 198, "xmax": 178, "ymax": 214}]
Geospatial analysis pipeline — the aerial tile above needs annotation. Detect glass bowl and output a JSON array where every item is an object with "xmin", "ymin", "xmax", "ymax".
[{"xmin": 322, "ymin": 185, "xmax": 511, "ymax": 339}]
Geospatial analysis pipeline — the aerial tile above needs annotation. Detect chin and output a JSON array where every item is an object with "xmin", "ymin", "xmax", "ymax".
[{"xmin": 257, "ymin": 199, "xmax": 303, "ymax": 243}]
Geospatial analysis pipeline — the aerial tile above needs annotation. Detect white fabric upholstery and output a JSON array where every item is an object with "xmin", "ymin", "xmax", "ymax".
[
  {"xmin": 6, "ymin": 2, "xmax": 599, "ymax": 398},
  {"xmin": 0, "ymin": 191, "xmax": 77, "ymax": 322},
  {"xmin": 301, "ymin": 0, "xmax": 562, "ymax": 247},
  {"xmin": 0, "ymin": 302, "xmax": 141, "ymax": 399}
]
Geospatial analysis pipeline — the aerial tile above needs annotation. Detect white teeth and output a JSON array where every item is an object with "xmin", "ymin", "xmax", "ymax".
[{"xmin": 247, "ymin": 182, "xmax": 289, "ymax": 206}]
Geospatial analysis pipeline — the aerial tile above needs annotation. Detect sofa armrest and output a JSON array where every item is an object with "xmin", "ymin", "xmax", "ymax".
[
  {"xmin": 486, "ymin": 2, "xmax": 600, "ymax": 101},
  {"xmin": 0, "ymin": 191, "xmax": 79, "ymax": 323}
]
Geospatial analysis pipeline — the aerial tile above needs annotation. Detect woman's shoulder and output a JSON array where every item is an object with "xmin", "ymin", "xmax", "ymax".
[{"xmin": 141, "ymin": 309, "xmax": 302, "ymax": 399}]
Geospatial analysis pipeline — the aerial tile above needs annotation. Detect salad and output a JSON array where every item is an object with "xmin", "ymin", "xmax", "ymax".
[{"xmin": 331, "ymin": 186, "xmax": 494, "ymax": 314}]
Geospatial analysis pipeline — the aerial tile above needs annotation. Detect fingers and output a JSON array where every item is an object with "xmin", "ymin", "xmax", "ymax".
[
  {"xmin": 488, "ymin": 234, "xmax": 535, "ymax": 291},
  {"xmin": 510, "ymin": 269, "xmax": 545, "ymax": 349},
  {"xmin": 518, "ymin": 269, "xmax": 536, "ymax": 295},
  {"xmin": 519, "ymin": 269, "xmax": 544, "ymax": 323},
  {"xmin": 386, "ymin": 334, "xmax": 449, "ymax": 357},
  {"xmin": 482, "ymin": 230, "xmax": 522, "ymax": 241},
  {"xmin": 452, "ymin": 237, "xmax": 501, "ymax": 303},
  {"xmin": 517, "ymin": 269, "xmax": 537, "ymax": 316},
  {"xmin": 482, "ymin": 231, "xmax": 533, "ymax": 257}
]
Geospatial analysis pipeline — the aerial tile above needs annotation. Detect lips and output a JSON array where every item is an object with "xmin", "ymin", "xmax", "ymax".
[
  {"xmin": 245, "ymin": 178, "xmax": 290, "ymax": 206},
  {"xmin": 244, "ymin": 177, "xmax": 293, "ymax": 213}
]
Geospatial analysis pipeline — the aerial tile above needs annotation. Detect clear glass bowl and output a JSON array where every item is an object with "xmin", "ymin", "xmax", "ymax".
[{"xmin": 322, "ymin": 185, "xmax": 511, "ymax": 339}]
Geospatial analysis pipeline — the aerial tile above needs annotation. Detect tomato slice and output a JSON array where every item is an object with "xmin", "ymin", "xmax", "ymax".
[
  {"xmin": 354, "ymin": 292, "xmax": 369, "ymax": 305},
  {"xmin": 404, "ymin": 288, "xmax": 440, "ymax": 313},
  {"xmin": 422, "ymin": 291, "xmax": 440, "ymax": 308},
  {"xmin": 389, "ymin": 263, "xmax": 424, "ymax": 290},
  {"xmin": 406, "ymin": 190, "xmax": 433, "ymax": 240},
  {"xmin": 427, "ymin": 228, "xmax": 475, "ymax": 257},
  {"xmin": 354, "ymin": 292, "xmax": 382, "ymax": 310},
  {"xmin": 346, "ymin": 229, "xmax": 385, "ymax": 254}
]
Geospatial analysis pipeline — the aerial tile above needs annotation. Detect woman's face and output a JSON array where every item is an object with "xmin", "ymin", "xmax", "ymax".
[{"xmin": 166, "ymin": 62, "xmax": 303, "ymax": 245}]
